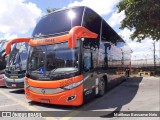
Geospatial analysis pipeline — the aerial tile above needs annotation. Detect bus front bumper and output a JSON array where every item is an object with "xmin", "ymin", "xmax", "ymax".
[
  {"xmin": 24, "ymin": 84, "xmax": 83, "ymax": 106},
  {"xmin": 4, "ymin": 75, "xmax": 24, "ymax": 88}
]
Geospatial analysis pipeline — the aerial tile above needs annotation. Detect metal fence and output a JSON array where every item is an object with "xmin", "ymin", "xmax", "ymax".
[{"xmin": 131, "ymin": 58, "xmax": 160, "ymax": 68}]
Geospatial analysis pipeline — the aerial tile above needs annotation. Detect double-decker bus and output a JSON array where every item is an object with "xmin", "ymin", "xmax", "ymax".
[
  {"xmin": 5, "ymin": 6, "xmax": 131, "ymax": 106},
  {"xmin": 4, "ymin": 42, "xmax": 29, "ymax": 88}
]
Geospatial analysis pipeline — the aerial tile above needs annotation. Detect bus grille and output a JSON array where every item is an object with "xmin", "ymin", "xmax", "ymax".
[{"xmin": 28, "ymin": 86, "xmax": 64, "ymax": 95}]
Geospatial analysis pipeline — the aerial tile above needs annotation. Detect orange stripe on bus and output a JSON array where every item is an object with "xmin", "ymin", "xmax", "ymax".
[
  {"xmin": 29, "ymin": 34, "xmax": 69, "ymax": 46},
  {"xmin": 5, "ymin": 26, "xmax": 98, "ymax": 55},
  {"xmin": 5, "ymin": 38, "xmax": 30, "ymax": 55},
  {"xmin": 29, "ymin": 26, "xmax": 98, "ymax": 48}
]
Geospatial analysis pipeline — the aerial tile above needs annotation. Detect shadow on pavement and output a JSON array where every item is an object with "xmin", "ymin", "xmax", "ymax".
[
  {"xmin": 0, "ymin": 86, "xmax": 7, "ymax": 88},
  {"xmin": 86, "ymin": 77, "xmax": 143, "ymax": 117},
  {"xmin": 9, "ymin": 89, "xmax": 25, "ymax": 94}
]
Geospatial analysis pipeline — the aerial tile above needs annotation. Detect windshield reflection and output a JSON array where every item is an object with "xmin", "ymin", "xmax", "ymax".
[
  {"xmin": 8, "ymin": 42, "xmax": 28, "ymax": 71},
  {"xmin": 0, "ymin": 42, "xmax": 6, "ymax": 51},
  {"xmin": 27, "ymin": 41, "xmax": 80, "ymax": 80}
]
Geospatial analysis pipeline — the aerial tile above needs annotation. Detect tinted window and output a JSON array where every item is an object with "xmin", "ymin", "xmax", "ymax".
[
  {"xmin": 32, "ymin": 7, "xmax": 84, "ymax": 38},
  {"xmin": 99, "ymin": 43, "xmax": 111, "ymax": 68},
  {"xmin": 46, "ymin": 42, "xmax": 79, "ymax": 71},
  {"xmin": 82, "ymin": 8, "xmax": 102, "ymax": 35},
  {"xmin": 83, "ymin": 38, "xmax": 99, "ymax": 72},
  {"xmin": 28, "ymin": 46, "xmax": 46, "ymax": 71},
  {"xmin": 101, "ymin": 20, "xmax": 122, "ymax": 45},
  {"xmin": 83, "ymin": 52, "xmax": 91, "ymax": 72},
  {"xmin": 83, "ymin": 38, "xmax": 99, "ymax": 50}
]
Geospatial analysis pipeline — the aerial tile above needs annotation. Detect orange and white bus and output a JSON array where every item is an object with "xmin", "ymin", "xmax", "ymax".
[{"xmin": 5, "ymin": 6, "xmax": 131, "ymax": 106}]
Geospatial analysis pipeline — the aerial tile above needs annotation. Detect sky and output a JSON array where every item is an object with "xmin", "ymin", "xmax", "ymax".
[{"xmin": 0, "ymin": 0, "xmax": 159, "ymax": 61}]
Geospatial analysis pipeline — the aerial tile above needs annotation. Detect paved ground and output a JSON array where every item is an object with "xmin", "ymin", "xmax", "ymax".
[{"xmin": 0, "ymin": 76, "xmax": 159, "ymax": 120}]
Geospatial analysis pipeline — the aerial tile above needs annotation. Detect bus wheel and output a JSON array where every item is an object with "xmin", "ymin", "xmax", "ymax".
[{"xmin": 98, "ymin": 77, "xmax": 106, "ymax": 97}]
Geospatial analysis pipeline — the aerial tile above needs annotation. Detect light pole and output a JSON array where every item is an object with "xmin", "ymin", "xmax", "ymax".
[
  {"xmin": 144, "ymin": 54, "xmax": 149, "ymax": 65},
  {"xmin": 153, "ymin": 41, "xmax": 156, "ymax": 68}
]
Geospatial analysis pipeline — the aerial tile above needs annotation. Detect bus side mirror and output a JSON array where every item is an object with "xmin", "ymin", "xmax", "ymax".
[{"xmin": 5, "ymin": 38, "xmax": 30, "ymax": 55}]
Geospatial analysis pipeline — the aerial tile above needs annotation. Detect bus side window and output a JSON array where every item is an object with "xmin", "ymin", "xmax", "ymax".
[
  {"xmin": 83, "ymin": 52, "xmax": 91, "ymax": 72},
  {"xmin": 92, "ymin": 52, "xmax": 98, "ymax": 68}
]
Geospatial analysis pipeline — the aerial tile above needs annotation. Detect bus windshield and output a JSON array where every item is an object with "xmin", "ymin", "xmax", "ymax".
[
  {"xmin": 8, "ymin": 42, "xmax": 28, "ymax": 71},
  {"xmin": 27, "ymin": 41, "xmax": 80, "ymax": 80},
  {"xmin": 0, "ymin": 41, "xmax": 7, "ymax": 52}
]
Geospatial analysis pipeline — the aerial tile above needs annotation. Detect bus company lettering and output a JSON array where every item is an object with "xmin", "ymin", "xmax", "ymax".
[
  {"xmin": 44, "ymin": 38, "xmax": 55, "ymax": 43},
  {"xmin": 36, "ymin": 38, "xmax": 55, "ymax": 44}
]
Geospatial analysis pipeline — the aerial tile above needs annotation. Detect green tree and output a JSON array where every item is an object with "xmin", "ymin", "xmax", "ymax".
[{"xmin": 117, "ymin": 0, "xmax": 160, "ymax": 42}]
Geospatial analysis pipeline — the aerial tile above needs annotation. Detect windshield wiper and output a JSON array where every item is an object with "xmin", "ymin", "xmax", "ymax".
[
  {"xmin": 47, "ymin": 67, "xmax": 58, "ymax": 77},
  {"xmin": 47, "ymin": 67, "xmax": 78, "ymax": 78}
]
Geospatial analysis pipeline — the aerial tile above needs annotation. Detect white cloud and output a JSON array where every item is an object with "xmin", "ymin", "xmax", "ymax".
[
  {"xmin": 118, "ymin": 28, "xmax": 133, "ymax": 42},
  {"xmin": 107, "ymin": 11, "xmax": 125, "ymax": 27},
  {"xmin": 0, "ymin": 0, "xmax": 42, "ymax": 34},
  {"xmin": 68, "ymin": 0, "xmax": 120, "ymax": 15},
  {"xmin": 118, "ymin": 29, "xmax": 160, "ymax": 59}
]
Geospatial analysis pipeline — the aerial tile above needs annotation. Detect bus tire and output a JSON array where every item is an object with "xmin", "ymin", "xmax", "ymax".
[{"xmin": 98, "ymin": 77, "xmax": 106, "ymax": 97}]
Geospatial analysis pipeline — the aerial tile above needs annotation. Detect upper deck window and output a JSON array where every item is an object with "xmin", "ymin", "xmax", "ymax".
[
  {"xmin": 82, "ymin": 8, "xmax": 102, "ymax": 35},
  {"xmin": 101, "ymin": 20, "xmax": 123, "ymax": 45},
  {"xmin": 32, "ymin": 7, "xmax": 84, "ymax": 38}
]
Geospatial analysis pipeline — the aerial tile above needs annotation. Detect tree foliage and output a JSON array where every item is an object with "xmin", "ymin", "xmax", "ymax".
[{"xmin": 117, "ymin": 0, "xmax": 160, "ymax": 42}]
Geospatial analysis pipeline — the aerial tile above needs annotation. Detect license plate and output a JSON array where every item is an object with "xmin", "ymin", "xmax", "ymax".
[
  {"xmin": 11, "ymin": 84, "xmax": 17, "ymax": 87},
  {"xmin": 10, "ymin": 76, "xmax": 18, "ymax": 79},
  {"xmin": 40, "ymin": 99, "xmax": 50, "ymax": 103},
  {"xmin": 0, "ymin": 80, "xmax": 5, "ymax": 86}
]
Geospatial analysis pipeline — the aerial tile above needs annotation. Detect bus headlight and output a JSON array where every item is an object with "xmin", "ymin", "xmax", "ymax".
[{"xmin": 62, "ymin": 80, "xmax": 83, "ymax": 90}]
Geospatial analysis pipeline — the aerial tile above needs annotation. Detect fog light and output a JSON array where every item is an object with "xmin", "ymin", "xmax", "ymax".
[{"xmin": 67, "ymin": 95, "xmax": 76, "ymax": 102}]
